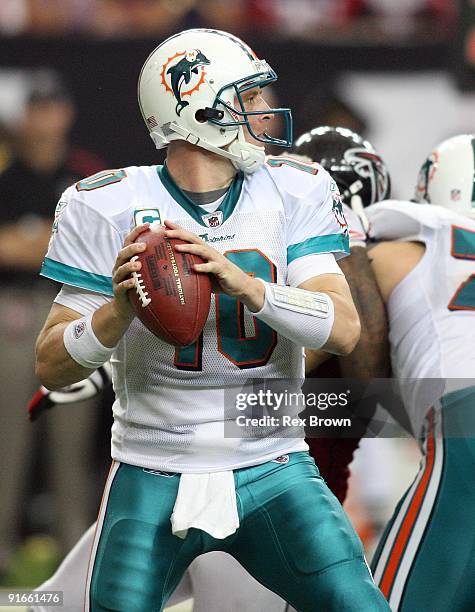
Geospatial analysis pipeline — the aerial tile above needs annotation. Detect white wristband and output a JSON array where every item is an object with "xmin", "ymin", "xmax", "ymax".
[
  {"xmin": 252, "ymin": 281, "xmax": 335, "ymax": 350},
  {"xmin": 63, "ymin": 313, "xmax": 116, "ymax": 369}
]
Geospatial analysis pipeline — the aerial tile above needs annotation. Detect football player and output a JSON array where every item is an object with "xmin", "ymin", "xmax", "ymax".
[
  {"xmin": 34, "ymin": 29, "xmax": 388, "ymax": 611},
  {"xmin": 296, "ymin": 128, "xmax": 475, "ymax": 611},
  {"xmin": 29, "ymin": 126, "xmax": 392, "ymax": 612},
  {"xmin": 294, "ymin": 125, "xmax": 391, "ymax": 383},
  {"xmin": 367, "ymin": 134, "xmax": 475, "ymax": 612},
  {"xmin": 294, "ymin": 125, "xmax": 394, "ymax": 505},
  {"xmin": 29, "ymin": 126, "xmax": 396, "ymax": 612},
  {"xmin": 35, "ymin": 128, "xmax": 475, "ymax": 612},
  {"xmin": 29, "ymin": 126, "xmax": 391, "ymax": 612}
]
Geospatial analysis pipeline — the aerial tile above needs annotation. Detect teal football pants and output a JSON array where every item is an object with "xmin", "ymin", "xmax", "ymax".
[
  {"xmin": 372, "ymin": 387, "xmax": 475, "ymax": 612},
  {"xmin": 87, "ymin": 451, "xmax": 389, "ymax": 611}
]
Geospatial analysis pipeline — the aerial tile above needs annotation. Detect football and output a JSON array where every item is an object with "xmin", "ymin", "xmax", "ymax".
[{"xmin": 128, "ymin": 224, "xmax": 212, "ymax": 346}]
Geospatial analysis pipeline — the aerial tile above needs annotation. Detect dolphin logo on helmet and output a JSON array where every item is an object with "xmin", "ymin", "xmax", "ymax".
[
  {"xmin": 164, "ymin": 49, "xmax": 210, "ymax": 116},
  {"xmin": 415, "ymin": 152, "xmax": 438, "ymax": 203}
]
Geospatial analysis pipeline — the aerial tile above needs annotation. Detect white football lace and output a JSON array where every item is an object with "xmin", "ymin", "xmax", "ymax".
[{"xmin": 130, "ymin": 255, "xmax": 151, "ymax": 307}]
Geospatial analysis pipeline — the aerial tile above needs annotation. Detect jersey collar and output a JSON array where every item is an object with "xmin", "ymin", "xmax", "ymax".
[{"xmin": 156, "ymin": 164, "xmax": 244, "ymax": 227}]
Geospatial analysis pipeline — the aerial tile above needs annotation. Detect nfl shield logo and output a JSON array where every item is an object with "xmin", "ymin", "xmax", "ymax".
[
  {"xmin": 202, "ymin": 211, "xmax": 223, "ymax": 228},
  {"xmin": 451, "ymin": 189, "xmax": 461, "ymax": 201}
]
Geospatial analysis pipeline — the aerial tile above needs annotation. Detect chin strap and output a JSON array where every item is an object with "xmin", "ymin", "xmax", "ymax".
[
  {"xmin": 227, "ymin": 130, "xmax": 266, "ymax": 173},
  {"xmin": 150, "ymin": 123, "xmax": 265, "ymax": 174}
]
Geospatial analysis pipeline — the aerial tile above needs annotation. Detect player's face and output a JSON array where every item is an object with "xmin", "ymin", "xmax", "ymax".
[{"xmin": 239, "ymin": 87, "xmax": 273, "ymax": 146}]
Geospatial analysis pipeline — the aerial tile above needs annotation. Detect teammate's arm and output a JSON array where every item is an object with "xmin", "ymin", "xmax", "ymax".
[
  {"xmin": 35, "ymin": 224, "xmax": 149, "ymax": 390},
  {"xmin": 370, "ymin": 240, "xmax": 425, "ymax": 303}
]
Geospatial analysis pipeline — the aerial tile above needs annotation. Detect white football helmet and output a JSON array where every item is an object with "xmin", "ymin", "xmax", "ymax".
[
  {"xmin": 414, "ymin": 134, "xmax": 475, "ymax": 218},
  {"xmin": 138, "ymin": 28, "xmax": 292, "ymax": 173}
]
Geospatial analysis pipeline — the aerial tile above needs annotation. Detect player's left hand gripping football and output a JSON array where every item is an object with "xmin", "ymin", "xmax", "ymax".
[
  {"xmin": 111, "ymin": 223, "xmax": 150, "ymax": 318},
  {"xmin": 164, "ymin": 220, "xmax": 265, "ymax": 311}
]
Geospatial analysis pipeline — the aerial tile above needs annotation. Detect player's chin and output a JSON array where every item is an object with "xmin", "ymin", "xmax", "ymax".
[{"xmin": 243, "ymin": 128, "xmax": 266, "ymax": 147}]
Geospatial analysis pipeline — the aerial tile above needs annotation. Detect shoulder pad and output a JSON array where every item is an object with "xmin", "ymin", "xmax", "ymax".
[
  {"xmin": 261, "ymin": 155, "xmax": 330, "ymax": 199},
  {"xmin": 366, "ymin": 200, "xmax": 458, "ymax": 241},
  {"xmin": 72, "ymin": 166, "xmax": 157, "ymax": 217}
]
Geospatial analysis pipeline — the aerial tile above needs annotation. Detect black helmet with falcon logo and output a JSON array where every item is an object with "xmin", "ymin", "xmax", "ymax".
[{"xmin": 293, "ymin": 126, "xmax": 391, "ymax": 210}]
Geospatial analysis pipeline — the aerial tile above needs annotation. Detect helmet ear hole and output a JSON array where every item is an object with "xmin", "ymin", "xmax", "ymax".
[
  {"xmin": 195, "ymin": 107, "xmax": 225, "ymax": 123},
  {"xmin": 195, "ymin": 109, "xmax": 208, "ymax": 124}
]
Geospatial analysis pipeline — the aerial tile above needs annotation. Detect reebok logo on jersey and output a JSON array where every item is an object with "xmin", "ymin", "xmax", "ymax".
[
  {"xmin": 272, "ymin": 455, "xmax": 289, "ymax": 464},
  {"xmin": 199, "ymin": 233, "xmax": 236, "ymax": 243},
  {"xmin": 73, "ymin": 321, "xmax": 86, "ymax": 339},
  {"xmin": 142, "ymin": 468, "xmax": 176, "ymax": 478}
]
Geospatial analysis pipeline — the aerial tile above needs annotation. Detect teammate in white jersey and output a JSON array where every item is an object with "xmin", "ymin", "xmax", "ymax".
[
  {"xmin": 295, "ymin": 129, "xmax": 475, "ymax": 611},
  {"xmin": 367, "ymin": 134, "xmax": 475, "ymax": 612},
  {"xmin": 34, "ymin": 30, "xmax": 389, "ymax": 611}
]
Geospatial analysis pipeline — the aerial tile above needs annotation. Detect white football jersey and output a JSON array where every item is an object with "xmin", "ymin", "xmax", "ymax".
[
  {"xmin": 367, "ymin": 200, "xmax": 475, "ymax": 436},
  {"xmin": 42, "ymin": 158, "xmax": 349, "ymax": 472}
]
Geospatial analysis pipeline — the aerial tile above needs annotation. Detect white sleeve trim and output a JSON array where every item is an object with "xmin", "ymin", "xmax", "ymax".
[
  {"xmin": 54, "ymin": 285, "xmax": 111, "ymax": 316},
  {"xmin": 287, "ymin": 253, "xmax": 343, "ymax": 288}
]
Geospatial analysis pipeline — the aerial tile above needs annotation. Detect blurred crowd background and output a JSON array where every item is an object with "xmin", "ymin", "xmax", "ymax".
[
  {"xmin": 0, "ymin": 0, "xmax": 459, "ymax": 39},
  {"xmin": 0, "ymin": 0, "xmax": 473, "ymax": 598}
]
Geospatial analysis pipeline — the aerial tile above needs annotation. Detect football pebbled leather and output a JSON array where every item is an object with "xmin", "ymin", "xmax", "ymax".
[{"xmin": 128, "ymin": 225, "xmax": 211, "ymax": 346}]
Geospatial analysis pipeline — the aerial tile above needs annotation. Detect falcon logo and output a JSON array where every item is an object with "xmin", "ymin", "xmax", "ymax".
[
  {"xmin": 161, "ymin": 49, "xmax": 210, "ymax": 116},
  {"xmin": 345, "ymin": 148, "xmax": 389, "ymax": 203},
  {"xmin": 416, "ymin": 152, "xmax": 439, "ymax": 202}
]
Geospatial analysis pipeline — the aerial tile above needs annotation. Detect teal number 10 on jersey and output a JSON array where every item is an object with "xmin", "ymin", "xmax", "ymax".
[{"xmin": 175, "ymin": 249, "xmax": 277, "ymax": 370}]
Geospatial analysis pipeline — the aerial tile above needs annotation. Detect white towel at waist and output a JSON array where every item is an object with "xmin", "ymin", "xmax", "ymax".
[{"xmin": 171, "ymin": 471, "xmax": 240, "ymax": 540}]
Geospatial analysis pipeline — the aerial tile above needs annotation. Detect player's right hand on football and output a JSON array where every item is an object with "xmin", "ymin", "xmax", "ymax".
[
  {"xmin": 111, "ymin": 223, "xmax": 149, "ymax": 319},
  {"xmin": 164, "ymin": 220, "xmax": 265, "ymax": 312}
]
